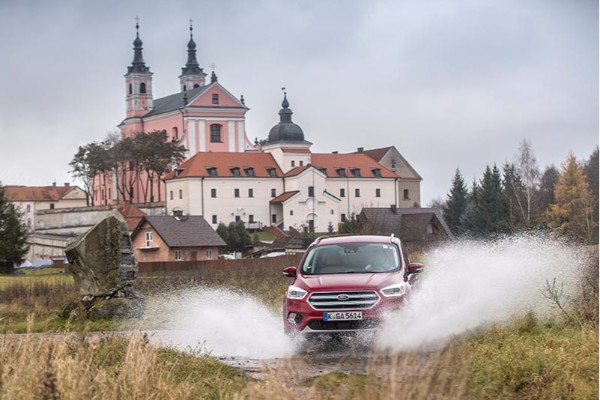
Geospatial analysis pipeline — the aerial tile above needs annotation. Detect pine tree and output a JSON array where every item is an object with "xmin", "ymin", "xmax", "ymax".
[
  {"xmin": 502, "ymin": 163, "xmax": 527, "ymax": 229},
  {"xmin": 547, "ymin": 153, "xmax": 596, "ymax": 243},
  {"xmin": 473, "ymin": 165, "xmax": 510, "ymax": 235},
  {"xmin": 0, "ymin": 184, "xmax": 29, "ymax": 273},
  {"xmin": 443, "ymin": 169, "xmax": 468, "ymax": 234}
]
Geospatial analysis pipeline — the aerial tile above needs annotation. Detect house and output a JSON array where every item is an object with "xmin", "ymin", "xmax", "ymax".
[
  {"xmin": 360, "ymin": 206, "xmax": 454, "ymax": 247},
  {"xmin": 4, "ymin": 183, "xmax": 87, "ymax": 232},
  {"xmin": 356, "ymin": 146, "xmax": 422, "ymax": 207},
  {"xmin": 131, "ymin": 214, "xmax": 225, "ymax": 262}
]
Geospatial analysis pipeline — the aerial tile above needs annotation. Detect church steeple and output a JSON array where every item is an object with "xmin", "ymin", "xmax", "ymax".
[
  {"xmin": 125, "ymin": 19, "xmax": 153, "ymax": 118},
  {"xmin": 179, "ymin": 21, "xmax": 206, "ymax": 92}
]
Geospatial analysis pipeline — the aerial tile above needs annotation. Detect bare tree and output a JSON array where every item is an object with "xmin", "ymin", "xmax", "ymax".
[{"xmin": 515, "ymin": 139, "xmax": 540, "ymax": 225}]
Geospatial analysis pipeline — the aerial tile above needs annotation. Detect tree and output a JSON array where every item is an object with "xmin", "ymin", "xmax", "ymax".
[
  {"xmin": 443, "ymin": 169, "xmax": 468, "ymax": 235},
  {"xmin": 584, "ymin": 147, "xmax": 599, "ymax": 242},
  {"xmin": 502, "ymin": 163, "xmax": 527, "ymax": 229},
  {"xmin": 514, "ymin": 139, "xmax": 540, "ymax": 225},
  {"xmin": 0, "ymin": 183, "xmax": 28, "ymax": 273},
  {"xmin": 216, "ymin": 221, "xmax": 252, "ymax": 252},
  {"xmin": 69, "ymin": 142, "xmax": 107, "ymax": 206},
  {"xmin": 547, "ymin": 153, "xmax": 596, "ymax": 243},
  {"xmin": 472, "ymin": 165, "xmax": 509, "ymax": 235},
  {"xmin": 537, "ymin": 165, "xmax": 560, "ymax": 221}
]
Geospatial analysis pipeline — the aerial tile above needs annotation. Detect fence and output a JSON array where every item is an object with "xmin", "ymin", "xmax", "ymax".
[{"xmin": 138, "ymin": 254, "xmax": 303, "ymax": 273}]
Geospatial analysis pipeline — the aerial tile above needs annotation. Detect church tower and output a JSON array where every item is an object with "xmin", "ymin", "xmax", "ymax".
[
  {"xmin": 179, "ymin": 23, "xmax": 206, "ymax": 91},
  {"xmin": 125, "ymin": 21, "xmax": 153, "ymax": 118}
]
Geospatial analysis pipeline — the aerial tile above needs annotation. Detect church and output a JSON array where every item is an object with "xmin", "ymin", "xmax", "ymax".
[{"xmin": 94, "ymin": 23, "xmax": 422, "ymax": 233}]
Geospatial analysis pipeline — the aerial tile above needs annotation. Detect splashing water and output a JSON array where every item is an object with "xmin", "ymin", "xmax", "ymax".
[
  {"xmin": 375, "ymin": 233, "xmax": 589, "ymax": 352},
  {"xmin": 145, "ymin": 288, "xmax": 297, "ymax": 358}
]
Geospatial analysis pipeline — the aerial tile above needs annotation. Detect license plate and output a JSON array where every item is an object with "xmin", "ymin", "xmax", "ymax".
[{"xmin": 323, "ymin": 311, "xmax": 363, "ymax": 321}]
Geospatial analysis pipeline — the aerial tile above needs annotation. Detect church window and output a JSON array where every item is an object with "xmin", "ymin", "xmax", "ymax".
[
  {"xmin": 212, "ymin": 93, "xmax": 219, "ymax": 104},
  {"xmin": 308, "ymin": 186, "xmax": 314, "ymax": 197},
  {"xmin": 140, "ymin": 82, "xmax": 146, "ymax": 94},
  {"xmin": 194, "ymin": 84, "xmax": 200, "ymax": 88},
  {"xmin": 128, "ymin": 84, "xmax": 132, "ymax": 94},
  {"xmin": 404, "ymin": 189, "xmax": 410, "ymax": 200},
  {"xmin": 172, "ymin": 127, "xmax": 178, "ymax": 140},
  {"xmin": 210, "ymin": 124, "xmax": 222, "ymax": 142}
]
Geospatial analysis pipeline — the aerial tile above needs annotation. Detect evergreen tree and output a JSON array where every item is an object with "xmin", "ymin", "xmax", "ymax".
[
  {"xmin": 216, "ymin": 221, "xmax": 252, "ymax": 252},
  {"xmin": 473, "ymin": 165, "xmax": 510, "ymax": 235},
  {"xmin": 547, "ymin": 153, "xmax": 596, "ymax": 243},
  {"xmin": 583, "ymin": 147, "xmax": 599, "ymax": 243},
  {"xmin": 0, "ymin": 184, "xmax": 29, "ymax": 273},
  {"xmin": 458, "ymin": 179, "xmax": 478, "ymax": 235},
  {"xmin": 443, "ymin": 169, "xmax": 468, "ymax": 234},
  {"xmin": 502, "ymin": 163, "xmax": 527, "ymax": 229},
  {"xmin": 537, "ymin": 165, "xmax": 560, "ymax": 222}
]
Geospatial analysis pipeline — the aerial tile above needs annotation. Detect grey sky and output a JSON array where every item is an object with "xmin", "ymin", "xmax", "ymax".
[{"xmin": 0, "ymin": 0, "xmax": 597, "ymax": 205}]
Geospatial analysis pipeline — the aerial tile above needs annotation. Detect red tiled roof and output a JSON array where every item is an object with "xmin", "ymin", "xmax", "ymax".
[
  {"xmin": 164, "ymin": 152, "xmax": 283, "ymax": 180},
  {"xmin": 284, "ymin": 166, "xmax": 310, "ymax": 177},
  {"xmin": 117, "ymin": 203, "xmax": 146, "ymax": 232},
  {"xmin": 310, "ymin": 153, "xmax": 397, "ymax": 178},
  {"xmin": 270, "ymin": 191, "xmax": 300, "ymax": 203},
  {"xmin": 4, "ymin": 185, "xmax": 76, "ymax": 201},
  {"xmin": 358, "ymin": 147, "xmax": 393, "ymax": 162},
  {"xmin": 281, "ymin": 148, "xmax": 311, "ymax": 153}
]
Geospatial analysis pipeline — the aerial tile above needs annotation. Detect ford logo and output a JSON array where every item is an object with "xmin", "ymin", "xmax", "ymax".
[{"xmin": 337, "ymin": 294, "xmax": 350, "ymax": 301}]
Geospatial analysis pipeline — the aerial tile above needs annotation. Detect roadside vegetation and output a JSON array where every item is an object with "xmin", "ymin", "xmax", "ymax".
[{"xmin": 1, "ymin": 248, "xmax": 597, "ymax": 398}]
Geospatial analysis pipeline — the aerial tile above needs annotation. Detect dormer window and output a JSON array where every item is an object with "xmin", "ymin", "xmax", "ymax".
[
  {"xmin": 212, "ymin": 93, "xmax": 219, "ymax": 104},
  {"xmin": 336, "ymin": 168, "xmax": 346, "ymax": 177},
  {"xmin": 244, "ymin": 167, "xmax": 255, "ymax": 176},
  {"xmin": 371, "ymin": 168, "xmax": 381, "ymax": 177},
  {"xmin": 175, "ymin": 168, "xmax": 184, "ymax": 177},
  {"xmin": 206, "ymin": 167, "xmax": 217, "ymax": 177},
  {"xmin": 350, "ymin": 168, "xmax": 361, "ymax": 177},
  {"xmin": 266, "ymin": 167, "xmax": 277, "ymax": 177},
  {"xmin": 230, "ymin": 167, "xmax": 240, "ymax": 176},
  {"xmin": 318, "ymin": 167, "xmax": 327, "ymax": 175}
]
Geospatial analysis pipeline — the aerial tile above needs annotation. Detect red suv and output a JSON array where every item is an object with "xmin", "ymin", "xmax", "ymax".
[{"xmin": 282, "ymin": 235, "xmax": 423, "ymax": 335}]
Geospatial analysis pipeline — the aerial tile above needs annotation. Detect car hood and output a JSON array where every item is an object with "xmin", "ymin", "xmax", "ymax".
[{"xmin": 297, "ymin": 272, "xmax": 399, "ymax": 291}]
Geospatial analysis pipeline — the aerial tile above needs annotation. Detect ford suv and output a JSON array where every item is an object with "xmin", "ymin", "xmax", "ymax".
[{"xmin": 282, "ymin": 235, "xmax": 423, "ymax": 335}]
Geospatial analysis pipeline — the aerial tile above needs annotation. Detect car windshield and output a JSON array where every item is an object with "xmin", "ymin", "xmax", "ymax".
[{"xmin": 300, "ymin": 242, "xmax": 400, "ymax": 275}]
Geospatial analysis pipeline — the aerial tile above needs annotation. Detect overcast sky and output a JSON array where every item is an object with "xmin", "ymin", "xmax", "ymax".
[{"xmin": 0, "ymin": 0, "xmax": 597, "ymax": 205}]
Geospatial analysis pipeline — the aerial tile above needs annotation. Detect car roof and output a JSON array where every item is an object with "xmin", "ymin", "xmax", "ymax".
[{"xmin": 313, "ymin": 235, "xmax": 401, "ymax": 247}]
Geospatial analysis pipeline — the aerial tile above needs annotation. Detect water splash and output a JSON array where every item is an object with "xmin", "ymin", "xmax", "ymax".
[
  {"xmin": 376, "ymin": 233, "xmax": 589, "ymax": 351},
  {"xmin": 144, "ymin": 287, "xmax": 297, "ymax": 358}
]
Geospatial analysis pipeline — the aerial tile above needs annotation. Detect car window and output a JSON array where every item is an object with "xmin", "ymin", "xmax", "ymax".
[{"xmin": 301, "ymin": 243, "xmax": 400, "ymax": 275}]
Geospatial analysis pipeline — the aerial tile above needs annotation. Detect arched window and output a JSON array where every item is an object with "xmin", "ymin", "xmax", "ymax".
[
  {"xmin": 210, "ymin": 124, "xmax": 222, "ymax": 142},
  {"xmin": 193, "ymin": 84, "xmax": 200, "ymax": 88},
  {"xmin": 140, "ymin": 82, "xmax": 146, "ymax": 94},
  {"xmin": 128, "ymin": 84, "xmax": 132, "ymax": 95},
  {"xmin": 183, "ymin": 84, "xmax": 187, "ymax": 91},
  {"xmin": 172, "ymin": 127, "xmax": 178, "ymax": 140}
]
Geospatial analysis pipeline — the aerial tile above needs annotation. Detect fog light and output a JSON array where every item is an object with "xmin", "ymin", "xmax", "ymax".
[{"xmin": 287, "ymin": 313, "xmax": 303, "ymax": 324}]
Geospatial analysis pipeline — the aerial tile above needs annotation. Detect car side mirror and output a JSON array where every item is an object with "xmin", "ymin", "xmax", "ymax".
[
  {"xmin": 407, "ymin": 262, "xmax": 424, "ymax": 274},
  {"xmin": 282, "ymin": 266, "xmax": 297, "ymax": 277}
]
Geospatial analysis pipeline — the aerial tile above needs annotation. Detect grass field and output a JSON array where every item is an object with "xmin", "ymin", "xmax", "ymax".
[{"xmin": 0, "ymin": 249, "xmax": 597, "ymax": 399}]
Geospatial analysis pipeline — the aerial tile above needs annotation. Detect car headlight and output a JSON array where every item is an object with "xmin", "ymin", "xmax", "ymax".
[
  {"xmin": 287, "ymin": 285, "xmax": 308, "ymax": 300},
  {"xmin": 380, "ymin": 282, "xmax": 406, "ymax": 297}
]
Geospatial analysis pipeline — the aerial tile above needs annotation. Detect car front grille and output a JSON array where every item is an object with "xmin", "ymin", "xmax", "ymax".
[{"xmin": 308, "ymin": 291, "xmax": 380, "ymax": 310}]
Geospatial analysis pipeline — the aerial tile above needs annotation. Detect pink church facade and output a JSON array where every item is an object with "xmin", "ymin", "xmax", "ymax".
[{"xmin": 93, "ymin": 23, "xmax": 254, "ymax": 206}]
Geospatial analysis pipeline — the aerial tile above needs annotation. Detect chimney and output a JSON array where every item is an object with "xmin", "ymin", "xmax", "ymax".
[
  {"xmin": 357, "ymin": 147, "xmax": 364, "ymax": 153},
  {"xmin": 64, "ymin": 182, "xmax": 70, "ymax": 187},
  {"xmin": 332, "ymin": 151, "xmax": 338, "ymax": 154},
  {"xmin": 173, "ymin": 209, "xmax": 184, "ymax": 217}
]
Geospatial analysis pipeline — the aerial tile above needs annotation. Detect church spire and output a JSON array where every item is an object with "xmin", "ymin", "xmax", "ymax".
[
  {"xmin": 128, "ymin": 19, "xmax": 150, "ymax": 74},
  {"xmin": 125, "ymin": 18, "xmax": 153, "ymax": 118},
  {"xmin": 179, "ymin": 20, "xmax": 206, "ymax": 91}
]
